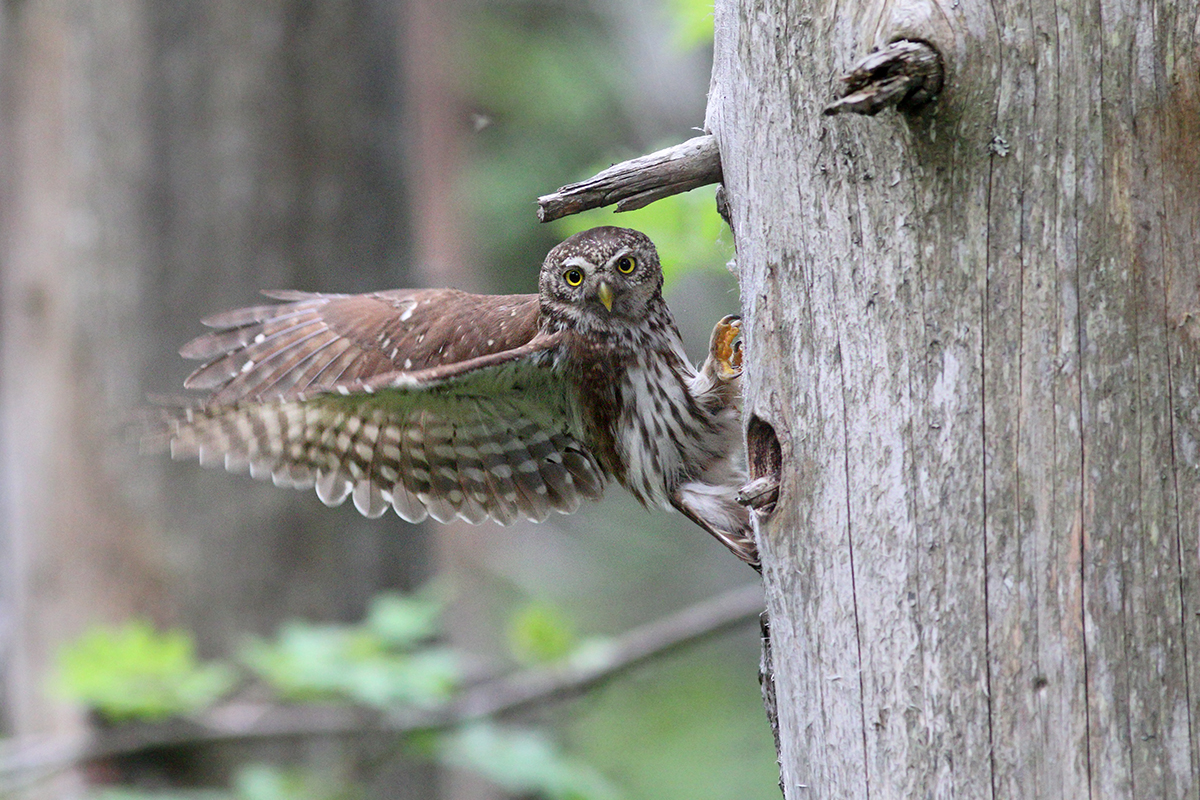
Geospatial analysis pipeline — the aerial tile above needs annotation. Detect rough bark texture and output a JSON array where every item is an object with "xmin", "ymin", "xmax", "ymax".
[{"xmin": 709, "ymin": 0, "xmax": 1199, "ymax": 796}]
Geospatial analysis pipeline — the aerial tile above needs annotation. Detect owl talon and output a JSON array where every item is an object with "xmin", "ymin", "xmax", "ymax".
[{"xmin": 710, "ymin": 314, "xmax": 743, "ymax": 381}]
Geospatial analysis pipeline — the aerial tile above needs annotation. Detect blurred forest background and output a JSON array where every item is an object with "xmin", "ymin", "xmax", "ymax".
[{"xmin": 0, "ymin": 0, "xmax": 774, "ymax": 798}]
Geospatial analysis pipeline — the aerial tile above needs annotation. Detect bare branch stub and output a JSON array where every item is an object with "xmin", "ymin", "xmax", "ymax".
[
  {"xmin": 823, "ymin": 39, "xmax": 944, "ymax": 117},
  {"xmin": 537, "ymin": 134, "xmax": 722, "ymax": 222}
]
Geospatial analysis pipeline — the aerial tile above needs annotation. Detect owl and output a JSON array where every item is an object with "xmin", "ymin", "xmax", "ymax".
[{"xmin": 156, "ymin": 226, "xmax": 757, "ymax": 567}]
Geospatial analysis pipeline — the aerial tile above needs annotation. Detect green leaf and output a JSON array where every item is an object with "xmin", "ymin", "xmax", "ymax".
[
  {"xmin": 667, "ymin": 0, "xmax": 716, "ymax": 49},
  {"xmin": 365, "ymin": 587, "xmax": 444, "ymax": 648},
  {"xmin": 234, "ymin": 764, "xmax": 360, "ymax": 800},
  {"xmin": 239, "ymin": 624, "xmax": 354, "ymax": 702},
  {"xmin": 241, "ymin": 622, "xmax": 458, "ymax": 708},
  {"xmin": 342, "ymin": 648, "xmax": 460, "ymax": 708},
  {"xmin": 88, "ymin": 790, "xmax": 232, "ymax": 800},
  {"xmin": 439, "ymin": 723, "xmax": 620, "ymax": 800},
  {"xmin": 507, "ymin": 602, "xmax": 577, "ymax": 665},
  {"xmin": 53, "ymin": 621, "xmax": 235, "ymax": 722}
]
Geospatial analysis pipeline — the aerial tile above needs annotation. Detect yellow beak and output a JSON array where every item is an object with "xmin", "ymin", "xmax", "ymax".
[{"xmin": 597, "ymin": 281, "xmax": 614, "ymax": 312}]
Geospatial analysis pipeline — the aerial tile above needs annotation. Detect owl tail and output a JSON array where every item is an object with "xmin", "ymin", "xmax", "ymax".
[{"xmin": 672, "ymin": 481, "xmax": 760, "ymax": 570}]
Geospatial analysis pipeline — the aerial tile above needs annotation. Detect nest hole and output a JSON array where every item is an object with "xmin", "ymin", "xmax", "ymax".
[{"xmin": 747, "ymin": 414, "xmax": 781, "ymax": 484}]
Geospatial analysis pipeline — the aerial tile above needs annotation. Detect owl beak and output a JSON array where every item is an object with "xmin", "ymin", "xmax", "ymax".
[{"xmin": 597, "ymin": 281, "xmax": 614, "ymax": 312}]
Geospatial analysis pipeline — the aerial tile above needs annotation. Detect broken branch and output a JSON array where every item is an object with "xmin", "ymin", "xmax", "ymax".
[
  {"xmin": 536, "ymin": 135, "xmax": 722, "ymax": 222},
  {"xmin": 824, "ymin": 39, "xmax": 944, "ymax": 116}
]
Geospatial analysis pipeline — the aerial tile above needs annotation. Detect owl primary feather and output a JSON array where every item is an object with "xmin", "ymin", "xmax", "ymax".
[{"xmin": 157, "ymin": 226, "xmax": 758, "ymax": 567}]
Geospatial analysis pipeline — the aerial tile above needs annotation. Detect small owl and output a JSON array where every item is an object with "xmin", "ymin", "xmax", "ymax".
[{"xmin": 156, "ymin": 226, "xmax": 757, "ymax": 567}]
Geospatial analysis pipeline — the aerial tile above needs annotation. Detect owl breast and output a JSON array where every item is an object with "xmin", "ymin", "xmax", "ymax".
[
  {"xmin": 615, "ymin": 350, "xmax": 722, "ymax": 509},
  {"xmin": 555, "ymin": 302, "xmax": 736, "ymax": 514}
]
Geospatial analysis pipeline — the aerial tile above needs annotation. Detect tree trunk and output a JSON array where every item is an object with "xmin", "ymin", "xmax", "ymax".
[
  {"xmin": 709, "ymin": 0, "xmax": 1199, "ymax": 796},
  {"xmin": 0, "ymin": 1, "xmax": 431, "ymax": 793}
]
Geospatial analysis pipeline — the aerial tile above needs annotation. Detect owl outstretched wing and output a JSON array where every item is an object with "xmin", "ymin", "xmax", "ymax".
[
  {"xmin": 156, "ymin": 291, "xmax": 605, "ymax": 526},
  {"xmin": 181, "ymin": 288, "xmax": 542, "ymax": 404}
]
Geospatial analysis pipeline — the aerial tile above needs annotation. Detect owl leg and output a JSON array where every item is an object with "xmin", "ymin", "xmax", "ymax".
[
  {"xmin": 671, "ymin": 482, "xmax": 760, "ymax": 570},
  {"xmin": 691, "ymin": 315, "xmax": 744, "ymax": 410},
  {"xmin": 700, "ymin": 314, "xmax": 743, "ymax": 382}
]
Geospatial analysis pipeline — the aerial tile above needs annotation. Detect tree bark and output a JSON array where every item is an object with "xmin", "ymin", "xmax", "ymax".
[{"xmin": 709, "ymin": 0, "xmax": 1199, "ymax": 796}]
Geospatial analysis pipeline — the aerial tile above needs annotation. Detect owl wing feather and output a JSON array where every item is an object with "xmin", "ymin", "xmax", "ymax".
[
  {"xmin": 162, "ymin": 329, "xmax": 606, "ymax": 525},
  {"xmin": 180, "ymin": 289, "xmax": 541, "ymax": 404}
]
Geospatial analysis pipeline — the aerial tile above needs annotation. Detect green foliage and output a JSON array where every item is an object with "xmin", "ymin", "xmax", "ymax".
[
  {"xmin": 86, "ymin": 763, "xmax": 359, "ymax": 800},
  {"xmin": 89, "ymin": 790, "xmax": 231, "ymax": 800},
  {"xmin": 364, "ymin": 587, "xmax": 445, "ymax": 648},
  {"xmin": 240, "ymin": 590, "xmax": 458, "ymax": 708},
  {"xmin": 54, "ymin": 591, "xmax": 457, "ymax": 721},
  {"xmin": 507, "ymin": 601, "xmax": 578, "ymax": 664},
  {"xmin": 459, "ymin": 8, "xmax": 636, "ymax": 293},
  {"xmin": 439, "ymin": 723, "xmax": 620, "ymax": 800},
  {"xmin": 54, "ymin": 621, "xmax": 235, "ymax": 722},
  {"xmin": 56, "ymin": 584, "xmax": 774, "ymax": 799},
  {"xmin": 568, "ymin": 635, "xmax": 780, "ymax": 800},
  {"xmin": 551, "ymin": 185, "xmax": 733, "ymax": 287},
  {"xmin": 59, "ymin": 595, "xmax": 621, "ymax": 800},
  {"xmin": 667, "ymin": 0, "xmax": 716, "ymax": 49},
  {"xmin": 240, "ymin": 624, "xmax": 458, "ymax": 708},
  {"xmin": 233, "ymin": 764, "xmax": 360, "ymax": 800}
]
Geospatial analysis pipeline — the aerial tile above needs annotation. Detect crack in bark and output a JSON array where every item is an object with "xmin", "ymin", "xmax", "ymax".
[
  {"xmin": 1148, "ymin": 21, "xmax": 1197, "ymax": 776},
  {"xmin": 982, "ymin": 41, "xmax": 999, "ymax": 800},
  {"xmin": 834, "ymin": 329, "xmax": 871, "ymax": 797}
]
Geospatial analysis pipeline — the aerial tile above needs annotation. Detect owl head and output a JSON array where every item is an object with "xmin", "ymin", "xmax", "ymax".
[{"xmin": 539, "ymin": 226, "xmax": 664, "ymax": 332}]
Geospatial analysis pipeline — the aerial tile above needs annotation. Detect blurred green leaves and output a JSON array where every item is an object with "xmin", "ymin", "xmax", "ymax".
[
  {"xmin": 232, "ymin": 764, "xmax": 361, "ymax": 800},
  {"xmin": 507, "ymin": 601, "xmax": 578, "ymax": 665},
  {"xmin": 56, "ymin": 589, "xmax": 629, "ymax": 800},
  {"xmin": 364, "ymin": 588, "xmax": 444, "ymax": 647},
  {"xmin": 459, "ymin": 1, "xmax": 725, "ymax": 296},
  {"xmin": 56, "ymin": 583, "xmax": 776, "ymax": 800},
  {"xmin": 241, "ymin": 590, "xmax": 458, "ymax": 708},
  {"xmin": 460, "ymin": 8, "xmax": 635, "ymax": 289},
  {"xmin": 439, "ymin": 723, "xmax": 618, "ymax": 800},
  {"xmin": 54, "ymin": 622, "xmax": 235, "ymax": 722},
  {"xmin": 55, "ymin": 592, "xmax": 459, "ymax": 719},
  {"xmin": 88, "ymin": 764, "xmax": 360, "ymax": 800},
  {"xmin": 240, "ymin": 625, "xmax": 458, "ymax": 709},
  {"xmin": 667, "ymin": 0, "xmax": 716, "ymax": 49}
]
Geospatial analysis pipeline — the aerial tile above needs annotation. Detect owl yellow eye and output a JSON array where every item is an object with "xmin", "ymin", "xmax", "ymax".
[
  {"xmin": 616, "ymin": 255, "xmax": 636, "ymax": 274},
  {"xmin": 564, "ymin": 268, "xmax": 584, "ymax": 286}
]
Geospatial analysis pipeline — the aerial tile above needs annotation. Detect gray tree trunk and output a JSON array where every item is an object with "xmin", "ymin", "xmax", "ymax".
[
  {"xmin": 0, "ymin": 1, "xmax": 431, "ymax": 793},
  {"xmin": 709, "ymin": 0, "xmax": 1199, "ymax": 796}
]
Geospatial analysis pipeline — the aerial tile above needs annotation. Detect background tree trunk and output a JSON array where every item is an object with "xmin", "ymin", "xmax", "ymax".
[
  {"xmin": 709, "ymin": 0, "xmax": 1199, "ymax": 796},
  {"xmin": 0, "ymin": 1, "xmax": 432, "ymax": 793}
]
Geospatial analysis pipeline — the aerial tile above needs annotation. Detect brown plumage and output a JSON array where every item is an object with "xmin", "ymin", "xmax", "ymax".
[{"xmin": 154, "ymin": 226, "xmax": 757, "ymax": 566}]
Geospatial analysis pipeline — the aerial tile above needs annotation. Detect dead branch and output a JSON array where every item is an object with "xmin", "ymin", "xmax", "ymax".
[
  {"xmin": 823, "ymin": 39, "xmax": 944, "ymax": 116},
  {"xmin": 536, "ymin": 135, "xmax": 722, "ymax": 222}
]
